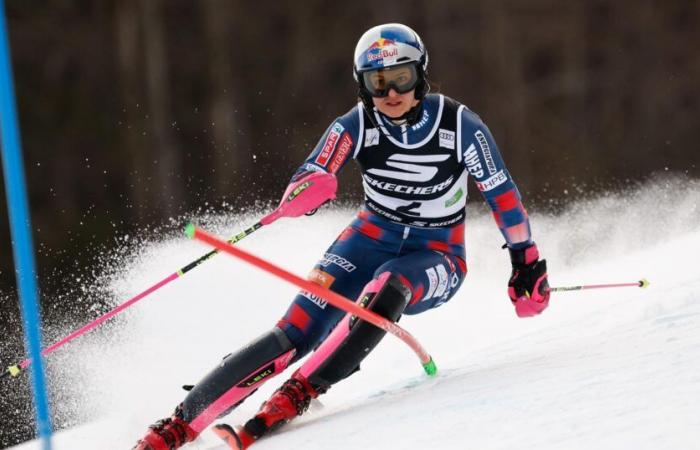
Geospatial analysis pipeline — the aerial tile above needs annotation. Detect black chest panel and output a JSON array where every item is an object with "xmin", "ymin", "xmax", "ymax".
[{"xmin": 355, "ymin": 96, "xmax": 467, "ymax": 227}]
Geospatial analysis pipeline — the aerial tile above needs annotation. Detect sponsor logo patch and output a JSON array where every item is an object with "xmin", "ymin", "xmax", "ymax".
[
  {"xmin": 474, "ymin": 130, "xmax": 497, "ymax": 175},
  {"xmin": 329, "ymin": 133, "xmax": 353, "ymax": 173},
  {"xmin": 287, "ymin": 181, "xmax": 310, "ymax": 202},
  {"xmin": 238, "ymin": 362, "xmax": 275, "ymax": 387},
  {"xmin": 367, "ymin": 153, "xmax": 450, "ymax": 182},
  {"xmin": 439, "ymin": 129, "xmax": 455, "ymax": 149},
  {"xmin": 463, "ymin": 143, "xmax": 484, "ymax": 178},
  {"xmin": 444, "ymin": 188, "xmax": 464, "ymax": 208},
  {"xmin": 315, "ymin": 123, "xmax": 345, "ymax": 167},
  {"xmin": 301, "ymin": 291, "xmax": 328, "ymax": 309},
  {"xmin": 319, "ymin": 253, "xmax": 356, "ymax": 272},
  {"xmin": 364, "ymin": 173, "xmax": 454, "ymax": 196},
  {"xmin": 308, "ymin": 269, "xmax": 336, "ymax": 288},
  {"xmin": 364, "ymin": 128, "xmax": 380, "ymax": 147},
  {"xmin": 411, "ymin": 109, "xmax": 430, "ymax": 131},
  {"xmin": 424, "ymin": 267, "xmax": 438, "ymax": 300},
  {"xmin": 435, "ymin": 264, "xmax": 449, "ymax": 298},
  {"xmin": 422, "ymin": 263, "xmax": 457, "ymax": 303},
  {"xmin": 475, "ymin": 170, "xmax": 508, "ymax": 192},
  {"xmin": 367, "ymin": 38, "xmax": 398, "ymax": 63}
]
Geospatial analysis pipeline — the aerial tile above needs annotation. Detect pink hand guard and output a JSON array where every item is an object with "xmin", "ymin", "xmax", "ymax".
[
  {"xmin": 507, "ymin": 243, "xmax": 551, "ymax": 318},
  {"xmin": 260, "ymin": 171, "xmax": 338, "ymax": 225},
  {"xmin": 509, "ymin": 272, "xmax": 550, "ymax": 317}
]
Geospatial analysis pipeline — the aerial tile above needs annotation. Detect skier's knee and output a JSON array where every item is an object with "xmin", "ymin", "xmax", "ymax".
[
  {"xmin": 305, "ymin": 272, "xmax": 411, "ymax": 387},
  {"xmin": 359, "ymin": 271, "xmax": 410, "ymax": 322}
]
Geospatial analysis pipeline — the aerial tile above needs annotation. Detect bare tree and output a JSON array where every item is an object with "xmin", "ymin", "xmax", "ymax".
[
  {"xmin": 201, "ymin": 0, "xmax": 251, "ymax": 194},
  {"xmin": 141, "ymin": 0, "xmax": 183, "ymax": 216}
]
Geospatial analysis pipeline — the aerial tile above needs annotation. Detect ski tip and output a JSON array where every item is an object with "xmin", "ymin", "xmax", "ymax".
[
  {"xmin": 639, "ymin": 278, "xmax": 650, "ymax": 289},
  {"xmin": 423, "ymin": 357, "xmax": 438, "ymax": 377},
  {"xmin": 184, "ymin": 223, "xmax": 196, "ymax": 239}
]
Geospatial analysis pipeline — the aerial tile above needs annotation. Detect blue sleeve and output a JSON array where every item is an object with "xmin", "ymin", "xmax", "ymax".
[
  {"xmin": 460, "ymin": 107, "xmax": 533, "ymax": 249},
  {"xmin": 291, "ymin": 105, "xmax": 362, "ymax": 181}
]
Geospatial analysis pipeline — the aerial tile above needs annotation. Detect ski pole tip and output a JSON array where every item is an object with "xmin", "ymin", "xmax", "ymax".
[
  {"xmin": 184, "ymin": 223, "xmax": 196, "ymax": 239},
  {"xmin": 423, "ymin": 357, "xmax": 438, "ymax": 377},
  {"xmin": 8, "ymin": 365, "xmax": 21, "ymax": 377},
  {"xmin": 2, "ymin": 365, "xmax": 21, "ymax": 379},
  {"xmin": 639, "ymin": 278, "xmax": 650, "ymax": 289}
]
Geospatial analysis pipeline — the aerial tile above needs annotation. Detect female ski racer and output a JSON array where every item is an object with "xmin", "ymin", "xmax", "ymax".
[{"xmin": 134, "ymin": 23, "xmax": 550, "ymax": 450}]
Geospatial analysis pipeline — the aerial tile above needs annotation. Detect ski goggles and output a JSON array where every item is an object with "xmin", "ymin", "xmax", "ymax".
[{"xmin": 361, "ymin": 63, "xmax": 420, "ymax": 97}]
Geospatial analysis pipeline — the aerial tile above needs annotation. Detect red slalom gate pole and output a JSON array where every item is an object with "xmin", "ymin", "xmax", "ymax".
[
  {"xmin": 185, "ymin": 224, "xmax": 437, "ymax": 376},
  {"xmin": 550, "ymin": 279, "xmax": 649, "ymax": 293}
]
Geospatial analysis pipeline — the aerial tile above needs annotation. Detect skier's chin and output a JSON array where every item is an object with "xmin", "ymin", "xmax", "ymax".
[{"xmin": 379, "ymin": 105, "xmax": 409, "ymax": 119}]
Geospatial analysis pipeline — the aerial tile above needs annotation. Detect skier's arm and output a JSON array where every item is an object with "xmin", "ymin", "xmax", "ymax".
[
  {"xmin": 460, "ymin": 112, "xmax": 531, "ymax": 247},
  {"xmin": 277, "ymin": 109, "xmax": 361, "ymax": 217},
  {"xmin": 291, "ymin": 108, "xmax": 360, "ymax": 181},
  {"xmin": 460, "ymin": 110, "xmax": 550, "ymax": 317}
]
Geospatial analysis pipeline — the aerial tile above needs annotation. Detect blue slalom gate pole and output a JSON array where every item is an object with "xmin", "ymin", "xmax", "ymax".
[{"xmin": 0, "ymin": 1, "xmax": 53, "ymax": 448}]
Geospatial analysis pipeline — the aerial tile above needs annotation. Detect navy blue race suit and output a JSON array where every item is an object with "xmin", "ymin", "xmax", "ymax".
[{"xmin": 277, "ymin": 93, "xmax": 533, "ymax": 357}]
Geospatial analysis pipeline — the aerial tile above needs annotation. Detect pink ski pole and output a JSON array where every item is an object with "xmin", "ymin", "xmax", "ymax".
[
  {"xmin": 550, "ymin": 279, "xmax": 649, "ymax": 293},
  {"xmin": 1, "ymin": 172, "xmax": 338, "ymax": 381},
  {"xmin": 0, "ymin": 221, "xmax": 265, "ymax": 381}
]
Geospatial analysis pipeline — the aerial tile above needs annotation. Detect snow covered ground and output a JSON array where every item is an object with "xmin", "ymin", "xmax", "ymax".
[{"xmin": 10, "ymin": 179, "xmax": 700, "ymax": 449}]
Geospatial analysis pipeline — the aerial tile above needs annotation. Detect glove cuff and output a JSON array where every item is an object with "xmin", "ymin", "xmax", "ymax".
[{"xmin": 508, "ymin": 242, "xmax": 539, "ymax": 267}]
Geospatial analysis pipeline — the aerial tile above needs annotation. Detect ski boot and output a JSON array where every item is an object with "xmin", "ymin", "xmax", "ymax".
[
  {"xmin": 133, "ymin": 404, "xmax": 197, "ymax": 450},
  {"xmin": 213, "ymin": 370, "xmax": 325, "ymax": 449}
]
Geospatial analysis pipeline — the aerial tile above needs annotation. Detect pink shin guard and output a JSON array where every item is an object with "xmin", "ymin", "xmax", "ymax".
[{"xmin": 297, "ymin": 272, "xmax": 400, "ymax": 381}]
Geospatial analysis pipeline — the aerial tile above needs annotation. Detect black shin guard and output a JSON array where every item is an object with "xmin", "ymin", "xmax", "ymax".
[
  {"xmin": 307, "ymin": 274, "xmax": 410, "ymax": 387},
  {"xmin": 181, "ymin": 327, "xmax": 295, "ymax": 423}
]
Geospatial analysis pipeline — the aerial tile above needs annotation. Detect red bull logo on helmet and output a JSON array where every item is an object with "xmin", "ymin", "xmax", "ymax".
[{"xmin": 366, "ymin": 38, "xmax": 399, "ymax": 63}]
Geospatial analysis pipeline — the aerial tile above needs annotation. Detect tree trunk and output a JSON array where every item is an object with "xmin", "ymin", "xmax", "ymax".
[
  {"xmin": 141, "ymin": 0, "xmax": 182, "ymax": 217},
  {"xmin": 201, "ymin": 0, "xmax": 250, "ymax": 195}
]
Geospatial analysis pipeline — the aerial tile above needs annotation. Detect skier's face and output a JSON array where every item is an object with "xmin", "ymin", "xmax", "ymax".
[{"xmin": 372, "ymin": 88, "xmax": 419, "ymax": 119}]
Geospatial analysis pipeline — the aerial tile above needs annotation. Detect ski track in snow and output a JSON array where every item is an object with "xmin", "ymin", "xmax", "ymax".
[{"xmin": 9, "ymin": 180, "xmax": 700, "ymax": 450}]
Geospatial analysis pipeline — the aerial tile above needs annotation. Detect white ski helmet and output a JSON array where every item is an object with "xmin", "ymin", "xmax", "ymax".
[{"xmin": 353, "ymin": 23, "xmax": 429, "ymax": 102}]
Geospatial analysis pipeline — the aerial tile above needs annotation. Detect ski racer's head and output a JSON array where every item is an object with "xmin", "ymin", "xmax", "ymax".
[{"xmin": 353, "ymin": 23, "xmax": 429, "ymax": 123}]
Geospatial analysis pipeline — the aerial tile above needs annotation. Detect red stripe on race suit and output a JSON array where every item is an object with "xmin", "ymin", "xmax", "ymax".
[
  {"xmin": 493, "ymin": 189, "xmax": 520, "ymax": 211},
  {"xmin": 358, "ymin": 220, "xmax": 383, "ymax": 240},
  {"xmin": 448, "ymin": 223, "xmax": 465, "ymax": 245},
  {"xmin": 428, "ymin": 240, "xmax": 450, "ymax": 253},
  {"xmin": 278, "ymin": 303, "xmax": 311, "ymax": 332},
  {"xmin": 338, "ymin": 227, "xmax": 355, "ymax": 241}
]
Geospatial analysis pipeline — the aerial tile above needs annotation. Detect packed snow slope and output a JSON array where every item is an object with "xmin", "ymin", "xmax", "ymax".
[{"xmin": 12, "ymin": 179, "xmax": 700, "ymax": 449}]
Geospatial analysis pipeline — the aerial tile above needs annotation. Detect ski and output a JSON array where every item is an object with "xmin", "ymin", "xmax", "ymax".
[{"xmin": 212, "ymin": 424, "xmax": 256, "ymax": 450}]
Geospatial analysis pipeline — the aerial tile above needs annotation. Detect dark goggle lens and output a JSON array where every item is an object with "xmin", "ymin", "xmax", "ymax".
[{"xmin": 362, "ymin": 64, "xmax": 419, "ymax": 97}]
